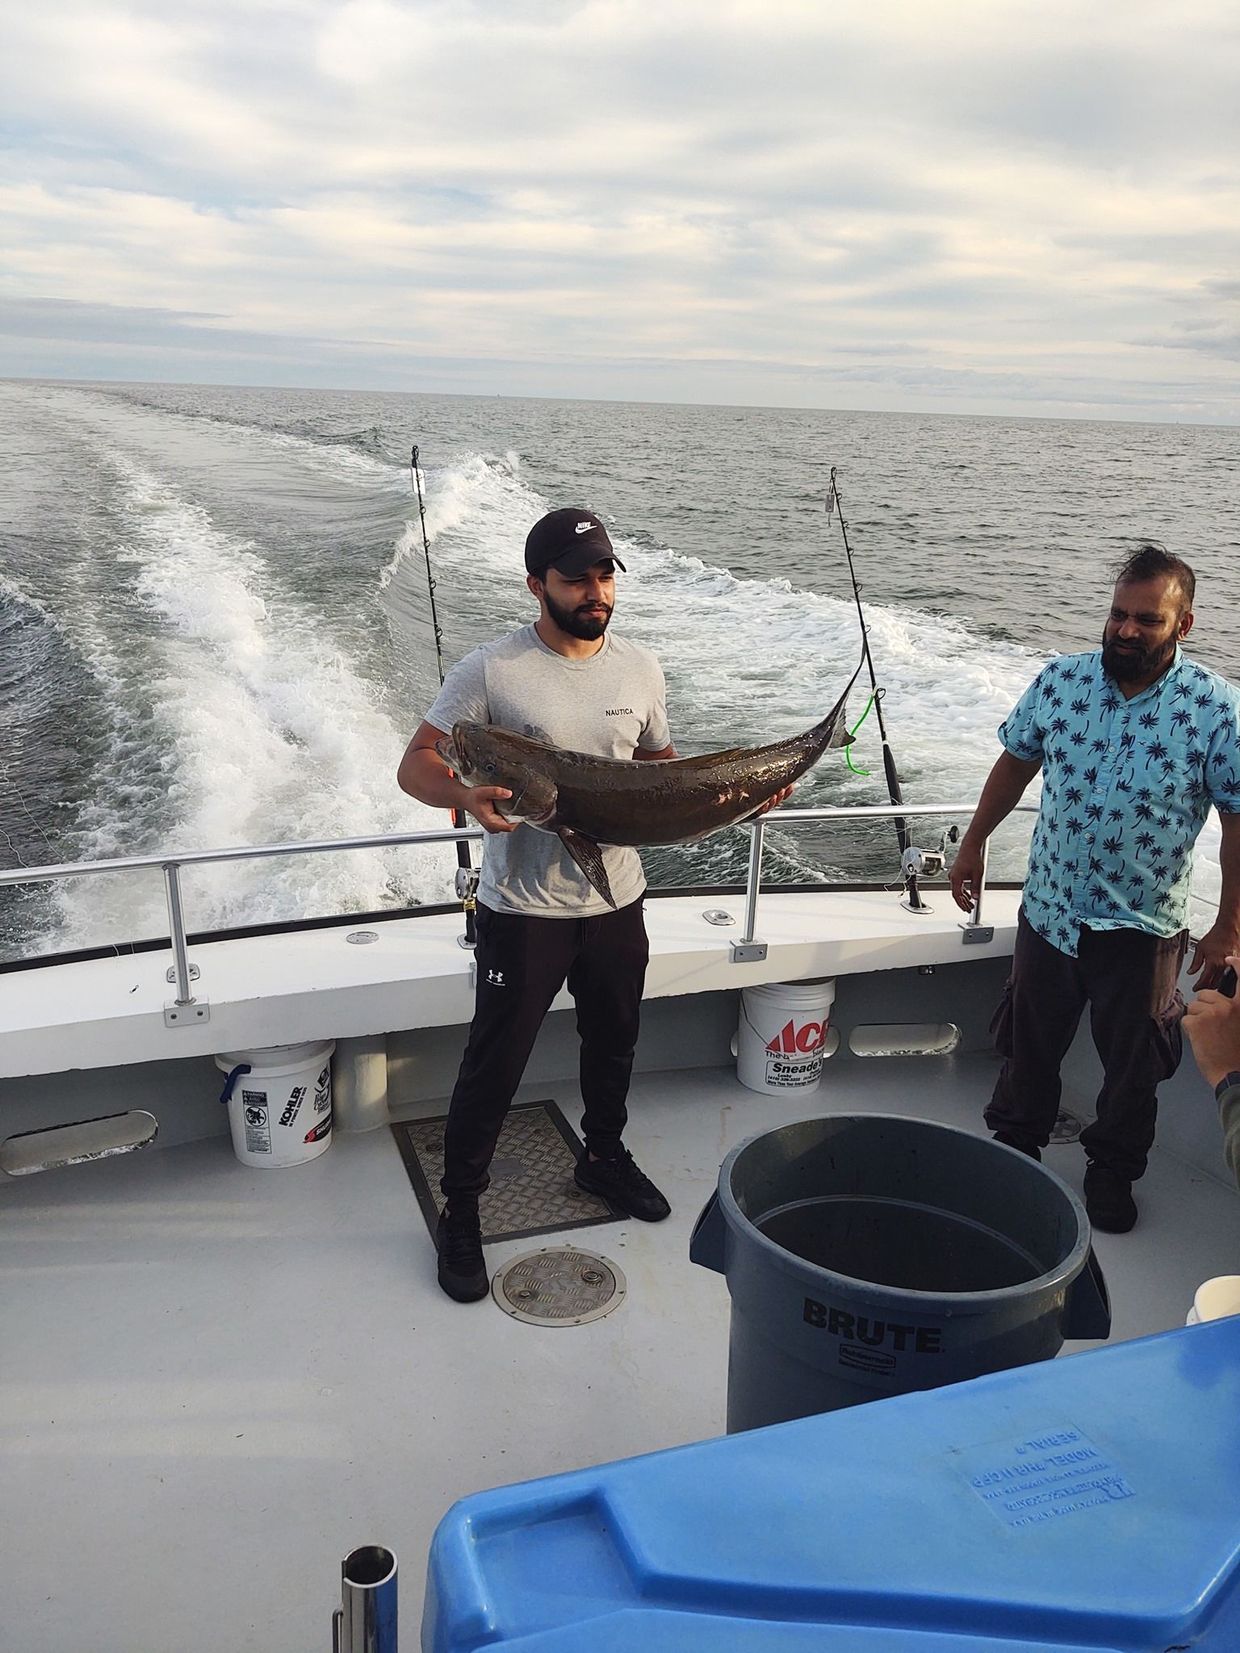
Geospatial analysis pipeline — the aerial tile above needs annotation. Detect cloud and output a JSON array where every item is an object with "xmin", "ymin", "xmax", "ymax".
[{"xmin": 2, "ymin": 0, "xmax": 1238, "ymax": 418}]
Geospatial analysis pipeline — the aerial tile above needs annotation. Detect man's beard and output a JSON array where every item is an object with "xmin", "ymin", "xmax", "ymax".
[
  {"xmin": 1101, "ymin": 630, "xmax": 1176, "ymax": 683},
  {"xmin": 545, "ymin": 589, "xmax": 612, "ymax": 640}
]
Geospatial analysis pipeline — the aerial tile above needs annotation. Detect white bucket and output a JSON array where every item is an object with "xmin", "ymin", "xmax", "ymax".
[
  {"xmin": 1185, "ymin": 1275, "xmax": 1240, "ymax": 1326},
  {"xmin": 214, "ymin": 1041, "xmax": 335, "ymax": 1168},
  {"xmin": 735, "ymin": 979, "xmax": 836, "ymax": 1095}
]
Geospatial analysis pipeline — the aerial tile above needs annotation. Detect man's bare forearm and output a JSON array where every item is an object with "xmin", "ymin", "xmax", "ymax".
[
  {"xmin": 959, "ymin": 751, "xmax": 1042, "ymax": 849},
  {"xmin": 1216, "ymin": 812, "xmax": 1240, "ymax": 936},
  {"xmin": 398, "ymin": 746, "xmax": 468, "ymax": 812}
]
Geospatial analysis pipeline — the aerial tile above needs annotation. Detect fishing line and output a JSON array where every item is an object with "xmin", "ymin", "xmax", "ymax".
[
  {"xmin": 0, "ymin": 758, "xmax": 58, "ymax": 867},
  {"xmin": 410, "ymin": 444, "xmax": 477, "ymax": 947},
  {"xmin": 827, "ymin": 468, "xmax": 924, "ymax": 909}
]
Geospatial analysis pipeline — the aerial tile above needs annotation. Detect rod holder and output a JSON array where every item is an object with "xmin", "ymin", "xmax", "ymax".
[{"xmin": 333, "ymin": 1545, "xmax": 397, "ymax": 1653}]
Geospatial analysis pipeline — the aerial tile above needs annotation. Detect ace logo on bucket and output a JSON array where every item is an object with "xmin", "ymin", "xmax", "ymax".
[
  {"xmin": 735, "ymin": 981, "xmax": 835, "ymax": 1096},
  {"xmin": 764, "ymin": 1017, "xmax": 827, "ymax": 1087}
]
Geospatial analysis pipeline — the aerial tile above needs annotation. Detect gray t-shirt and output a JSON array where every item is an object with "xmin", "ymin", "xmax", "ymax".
[{"xmin": 425, "ymin": 625, "xmax": 671, "ymax": 916}]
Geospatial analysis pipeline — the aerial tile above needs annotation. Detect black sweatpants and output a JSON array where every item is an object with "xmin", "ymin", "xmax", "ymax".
[
  {"xmin": 440, "ymin": 898, "xmax": 649, "ymax": 1200},
  {"xmin": 983, "ymin": 910, "xmax": 1187, "ymax": 1183}
]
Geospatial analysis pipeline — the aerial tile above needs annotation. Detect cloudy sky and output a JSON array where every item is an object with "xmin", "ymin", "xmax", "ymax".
[{"xmin": 3, "ymin": 0, "xmax": 1238, "ymax": 420}]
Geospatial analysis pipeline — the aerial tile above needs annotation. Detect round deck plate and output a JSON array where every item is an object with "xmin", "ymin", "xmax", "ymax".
[{"xmin": 492, "ymin": 1247, "xmax": 626, "ymax": 1327}]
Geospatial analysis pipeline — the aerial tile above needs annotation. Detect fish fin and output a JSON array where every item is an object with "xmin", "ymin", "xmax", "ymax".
[
  {"xmin": 816, "ymin": 655, "xmax": 867, "ymax": 749},
  {"xmin": 826, "ymin": 694, "xmax": 855, "ymax": 748},
  {"xmin": 557, "ymin": 827, "xmax": 616, "ymax": 908}
]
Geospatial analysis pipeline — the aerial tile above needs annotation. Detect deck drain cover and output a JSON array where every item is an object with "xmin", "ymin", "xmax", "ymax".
[
  {"xmin": 492, "ymin": 1247, "xmax": 626, "ymax": 1327},
  {"xmin": 1050, "ymin": 1109, "xmax": 1085, "ymax": 1144}
]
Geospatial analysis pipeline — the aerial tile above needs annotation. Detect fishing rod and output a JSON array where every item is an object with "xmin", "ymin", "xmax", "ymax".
[
  {"xmin": 827, "ymin": 467, "xmax": 928, "ymax": 913},
  {"xmin": 411, "ymin": 444, "xmax": 477, "ymax": 948}
]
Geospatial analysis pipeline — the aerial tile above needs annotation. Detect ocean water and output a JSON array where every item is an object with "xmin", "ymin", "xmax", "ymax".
[{"xmin": 1, "ymin": 378, "xmax": 1237, "ymax": 962}]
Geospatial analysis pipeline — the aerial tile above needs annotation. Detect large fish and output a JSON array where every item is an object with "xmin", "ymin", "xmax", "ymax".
[{"xmin": 437, "ymin": 662, "xmax": 861, "ymax": 907}]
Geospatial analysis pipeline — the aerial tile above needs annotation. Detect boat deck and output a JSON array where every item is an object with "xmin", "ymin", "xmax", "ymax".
[{"xmin": 4, "ymin": 1045, "xmax": 1239, "ymax": 1652}]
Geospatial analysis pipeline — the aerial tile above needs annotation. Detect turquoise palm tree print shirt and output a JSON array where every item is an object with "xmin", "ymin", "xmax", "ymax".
[{"xmin": 999, "ymin": 647, "xmax": 1240, "ymax": 957}]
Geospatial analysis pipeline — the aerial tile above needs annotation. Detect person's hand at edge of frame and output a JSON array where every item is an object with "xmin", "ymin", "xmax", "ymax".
[
  {"xmin": 1188, "ymin": 922, "xmax": 1240, "ymax": 990},
  {"xmin": 1183, "ymin": 952, "xmax": 1240, "ymax": 1090}
]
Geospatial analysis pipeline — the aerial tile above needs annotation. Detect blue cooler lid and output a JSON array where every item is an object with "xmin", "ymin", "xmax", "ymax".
[{"xmin": 425, "ymin": 1318, "xmax": 1240, "ymax": 1651}]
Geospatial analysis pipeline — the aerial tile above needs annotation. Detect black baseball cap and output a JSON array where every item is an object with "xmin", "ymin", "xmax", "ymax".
[{"xmin": 524, "ymin": 509, "xmax": 627, "ymax": 578}]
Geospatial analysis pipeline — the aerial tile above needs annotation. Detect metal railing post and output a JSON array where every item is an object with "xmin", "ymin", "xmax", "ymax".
[
  {"xmin": 163, "ymin": 864, "xmax": 193, "ymax": 1003},
  {"xmin": 960, "ymin": 837, "xmax": 994, "ymax": 944},
  {"xmin": 161, "ymin": 863, "xmax": 208, "ymax": 1024},
  {"xmin": 731, "ymin": 819, "xmax": 768, "ymax": 963}
]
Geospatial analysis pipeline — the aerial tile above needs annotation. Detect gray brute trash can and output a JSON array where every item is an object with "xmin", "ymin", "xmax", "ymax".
[{"xmin": 690, "ymin": 1113, "xmax": 1111, "ymax": 1432}]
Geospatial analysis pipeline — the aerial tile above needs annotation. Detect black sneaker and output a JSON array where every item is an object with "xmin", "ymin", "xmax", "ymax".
[
  {"xmin": 993, "ymin": 1131, "xmax": 1041, "ymax": 1162},
  {"xmin": 1084, "ymin": 1163, "xmax": 1138, "ymax": 1234},
  {"xmin": 435, "ymin": 1201, "xmax": 489, "ymax": 1302},
  {"xmin": 575, "ymin": 1145, "xmax": 671, "ymax": 1222}
]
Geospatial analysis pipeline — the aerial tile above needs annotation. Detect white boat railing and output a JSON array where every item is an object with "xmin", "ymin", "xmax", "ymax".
[{"xmin": 0, "ymin": 802, "xmax": 1035, "ymax": 1016}]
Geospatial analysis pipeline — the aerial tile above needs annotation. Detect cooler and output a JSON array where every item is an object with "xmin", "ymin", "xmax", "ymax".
[{"xmin": 423, "ymin": 1318, "xmax": 1240, "ymax": 1651}]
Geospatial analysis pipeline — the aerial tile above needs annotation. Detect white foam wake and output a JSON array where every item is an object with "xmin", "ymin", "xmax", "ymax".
[
  {"xmin": 54, "ymin": 454, "xmax": 455, "ymax": 947},
  {"xmin": 378, "ymin": 450, "xmax": 534, "ymax": 591}
]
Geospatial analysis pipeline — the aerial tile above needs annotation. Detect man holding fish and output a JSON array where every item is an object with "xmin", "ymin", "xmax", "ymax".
[{"xmin": 399, "ymin": 508, "xmax": 809, "ymax": 1303}]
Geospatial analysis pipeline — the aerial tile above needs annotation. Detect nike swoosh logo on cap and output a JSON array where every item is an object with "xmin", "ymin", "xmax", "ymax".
[{"xmin": 575, "ymin": 521, "xmax": 593, "ymax": 534}]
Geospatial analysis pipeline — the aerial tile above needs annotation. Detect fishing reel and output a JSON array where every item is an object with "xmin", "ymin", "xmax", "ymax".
[
  {"xmin": 901, "ymin": 828, "xmax": 957, "ymax": 882},
  {"xmin": 899, "ymin": 826, "xmax": 958, "ymax": 912},
  {"xmin": 454, "ymin": 867, "xmax": 479, "ymax": 902},
  {"xmin": 455, "ymin": 865, "xmax": 480, "ymax": 950}
]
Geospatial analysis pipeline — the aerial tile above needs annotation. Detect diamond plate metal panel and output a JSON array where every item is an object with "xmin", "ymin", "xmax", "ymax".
[{"xmin": 391, "ymin": 1100, "xmax": 621, "ymax": 1244}]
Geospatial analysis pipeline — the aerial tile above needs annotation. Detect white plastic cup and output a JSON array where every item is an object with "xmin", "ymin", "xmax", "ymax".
[
  {"xmin": 1185, "ymin": 1275, "xmax": 1240, "ymax": 1326},
  {"xmin": 735, "ymin": 979, "xmax": 836, "ymax": 1095},
  {"xmin": 214, "ymin": 1041, "xmax": 335, "ymax": 1168}
]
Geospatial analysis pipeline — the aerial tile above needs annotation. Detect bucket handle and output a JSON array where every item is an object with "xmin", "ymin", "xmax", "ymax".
[
  {"xmin": 1062, "ymin": 1247, "xmax": 1111, "ymax": 1341},
  {"xmin": 688, "ymin": 1191, "xmax": 727, "ymax": 1275},
  {"xmin": 218, "ymin": 1064, "xmax": 252, "ymax": 1105}
]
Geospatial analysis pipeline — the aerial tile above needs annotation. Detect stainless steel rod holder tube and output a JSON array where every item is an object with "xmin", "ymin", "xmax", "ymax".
[
  {"xmin": 740, "ymin": 818, "xmax": 766, "ymax": 943},
  {"xmin": 162, "ymin": 863, "xmax": 194, "ymax": 1005},
  {"xmin": 333, "ymin": 1545, "xmax": 397, "ymax": 1653}
]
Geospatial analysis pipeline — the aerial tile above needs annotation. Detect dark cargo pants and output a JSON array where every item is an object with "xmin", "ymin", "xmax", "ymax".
[
  {"xmin": 983, "ymin": 910, "xmax": 1187, "ymax": 1183},
  {"xmin": 440, "ymin": 898, "xmax": 649, "ymax": 1200}
]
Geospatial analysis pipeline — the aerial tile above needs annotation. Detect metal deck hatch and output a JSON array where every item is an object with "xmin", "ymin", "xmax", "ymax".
[{"xmin": 492, "ymin": 1247, "xmax": 626, "ymax": 1326}]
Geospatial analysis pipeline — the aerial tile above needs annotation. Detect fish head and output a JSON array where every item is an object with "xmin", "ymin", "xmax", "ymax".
[{"xmin": 447, "ymin": 722, "xmax": 559, "ymax": 824}]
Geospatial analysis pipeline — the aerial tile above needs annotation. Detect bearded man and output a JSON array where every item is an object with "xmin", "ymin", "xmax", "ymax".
[
  {"xmin": 397, "ymin": 508, "xmax": 679, "ymax": 1299},
  {"xmin": 951, "ymin": 545, "xmax": 1240, "ymax": 1232}
]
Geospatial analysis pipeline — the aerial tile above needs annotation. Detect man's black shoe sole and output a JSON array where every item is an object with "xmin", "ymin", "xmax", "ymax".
[
  {"xmin": 1084, "ymin": 1172, "xmax": 1138, "ymax": 1234},
  {"xmin": 573, "ymin": 1166, "xmax": 671, "ymax": 1223},
  {"xmin": 436, "ymin": 1212, "xmax": 490, "ymax": 1302},
  {"xmin": 1085, "ymin": 1199, "xmax": 1137, "ymax": 1234},
  {"xmin": 437, "ymin": 1260, "xmax": 490, "ymax": 1303}
]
